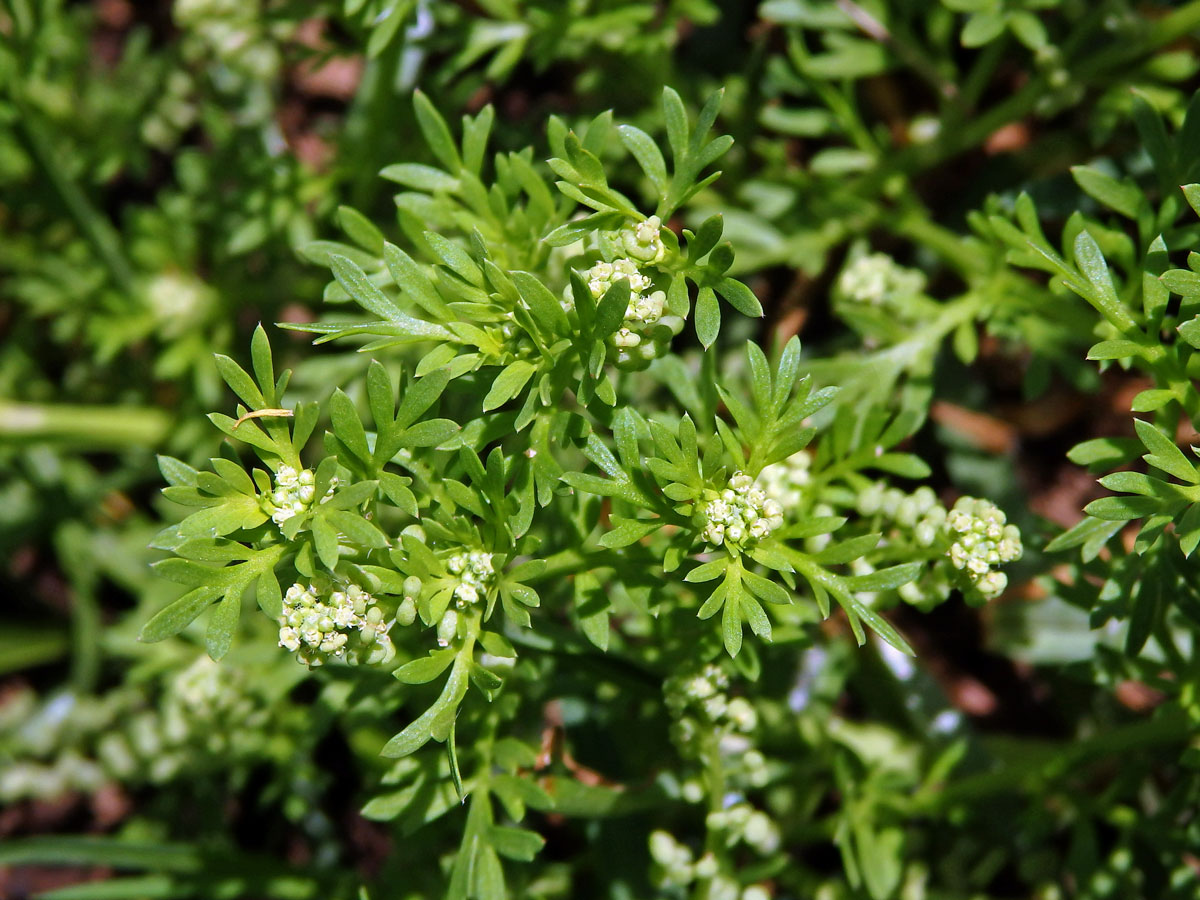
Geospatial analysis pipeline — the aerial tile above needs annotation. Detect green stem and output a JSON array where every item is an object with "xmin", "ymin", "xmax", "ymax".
[
  {"xmin": 892, "ymin": 203, "xmax": 987, "ymax": 277},
  {"xmin": 14, "ymin": 101, "xmax": 138, "ymax": 295},
  {"xmin": 912, "ymin": 709, "xmax": 1190, "ymax": 811},
  {"xmin": 0, "ymin": 401, "xmax": 171, "ymax": 447},
  {"xmin": 863, "ymin": 1, "xmax": 1200, "ymax": 190},
  {"xmin": 690, "ymin": 730, "xmax": 729, "ymax": 900}
]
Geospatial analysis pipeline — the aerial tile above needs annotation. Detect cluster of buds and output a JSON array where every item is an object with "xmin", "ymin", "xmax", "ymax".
[
  {"xmin": 946, "ymin": 497, "xmax": 1022, "ymax": 602},
  {"xmin": 174, "ymin": 0, "xmax": 284, "ymax": 81},
  {"xmin": 857, "ymin": 483, "xmax": 948, "ymax": 548},
  {"xmin": 266, "ymin": 465, "xmax": 334, "ymax": 526},
  {"xmin": 707, "ymin": 802, "xmax": 781, "ymax": 856},
  {"xmin": 617, "ymin": 215, "xmax": 666, "ymax": 264},
  {"xmin": 394, "ymin": 575, "xmax": 422, "ymax": 628},
  {"xmin": 0, "ymin": 659, "xmax": 289, "ymax": 801},
  {"xmin": 648, "ymin": 831, "xmax": 772, "ymax": 899},
  {"xmin": 858, "ymin": 483, "xmax": 1022, "ymax": 606},
  {"xmin": 757, "ymin": 450, "xmax": 812, "ymax": 511},
  {"xmin": 649, "ymin": 830, "xmax": 714, "ymax": 890},
  {"xmin": 432, "ymin": 550, "xmax": 496, "ymax": 647},
  {"xmin": 837, "ymin": 253, "xmax": 925, "ymax": 307},
  {"xmin": 579, "ymin": 257, "xmax": 677, "ymax": 360},
  {"xmin": 140, "ymin": 70, "xmax": 199, "ymax": 151},
  {"xmin": 144, "ymin": 271, "xmax": 214, "ymax": 340},
  {"xmin": 277, "ymin": 581, "xmax": 394, "ymax": 667},
  {"xmin": 583, "ymin": 257, "xmax": 653, "ymax": 301},
  {"xmin": 700, "ymin": 472, "xmax": 784, "ymax": 550},
  {"xmin": 447, "ymin": 550, "xmax": 495, "ymax": 607},
  {"xmin": 568, "ymin": 220, "xmax": 685, "ymax": 369},
  {"xmin": 665, "ymin": 664, "xmax": 758, "ymax": 754}
]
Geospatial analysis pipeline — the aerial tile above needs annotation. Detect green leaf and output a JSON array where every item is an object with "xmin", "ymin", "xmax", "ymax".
[
  {"xmin": 381, "ymin": 711, "xmax": 434, "ymax": 758},
  {"xmin": 1179, "ymin": 315, "xmax": 1200, "ymax": 349},
  {"xmin": 380, "ymin": 163, "xmax": 459, "ymax": 192},
  {"xmin": 205, "ymin": 591, "xmax": 241, "ymax": 661},
  {"xmin": 473, "ymin": 845, "xmax": 506, "ymax": 900},
  {"xmin": 743, "ymin": 570, "xmax": 791, "ymax": 605},
  {"xmin": 599, "ymin": 517, "xmax": 663, "ymax": 549},
  {"xmin": 1071, "ymin": 166, "xmax": 1145, "ymax": 219},
  {"xmin": 329, "ymin": 254, "xmax": 404, "ymax": 321},
  {"xmin": 395, "ymin": 648, "xmax": 458, "ymax": 684},
  {"xmin": 961, "ymin": 10, "xmax": 1006, "ymax": 46},
  {"xmin": 617, "ymin": 125, "xmax": 668, "ymax": 193},
  {"xmin": 511, "ymin": 271, "xmax": 569, "ymax": 335},
  {"xmin": 593, "ymin": 278, "xmax": 630, "ymax": 340},
  {"xmin": 1087, "ymin": 339, "xmax": 1150, "ymax": 360},
  {"xmin": 870, "ymin": 453, "xmax": 931, "ymax": 479},
  {"xmin": 1071, "ymin": 231, "xmax": 1138, "ymax": 333},
  {"xmin": 140, "ymin": 585, "xmax": 221, "ymax": 643},
  {"xmin": 722, "ymin": 592, "xmax": 743, "ymax": 657},
  {"xmin": 483, "ymin": 360, "xmax": 537, "ymax": 412},
  {"xmin": 413, "ymin": 90, "xmax": 461, "ymax": 172},
  {"xmin": 661, "ymin": 86, "xmax": 688, "ymax": 165},
  {"xmin": 1131, "ymin": 389, "xmax": 1175, "ymax": 413},
  {"xmin": 337, "ymin": 205, "xmax": 386, "ymax": 254},
  {"xmin": 1084, "ymin": 495, "xmax": 1163, "ymax": 521},
  {"xmin": 685, "ymin": 558, "xmax": 729, "ymax": 583},
  {"xmin": 1135, "ymin": 418, "xmax": 1199, "ymax": 483},
  {"xmin": 159, "ymin": 455, "xmax": 199, "ymax": 487},
  {"xmin": 842, "ymin": 562, "xmax": 922, "ymax": 592},
  {"xmin": 213, "ymin": 355, "xmax": 264, "ymax": 410},
  {"xmin": 330, "ymin": 389, "xmax": 370, "ymax": 462},
  {"xmin": 695, "ymin": 286, "xmax": 720, "ymax": 349},
  {"xmin": 488, "ymin": 826, "xmax": 545, "ymax": 862},
  {"xmin": 382, "ymin": 243, "xmax": 455, "ymax": 321},
  {"xmin": 715, "ymin": 277, "xmax": 763, "ymax": 318},
  {"xmin": 1046, "ymin": 515, "xmax": 1122, "ymax": 558},
  {"xmin": 249, "ymin": 325, "xmax": 276, "ymax": 403},
  {"xmin": 1067, "ymin": 437, "xmax": 1141, "ymax": 470}
]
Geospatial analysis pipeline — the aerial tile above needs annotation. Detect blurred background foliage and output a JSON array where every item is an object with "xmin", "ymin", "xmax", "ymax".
[{"xmin": 3, "ymin": 0, "xmax": 1200, "ymax": 898}]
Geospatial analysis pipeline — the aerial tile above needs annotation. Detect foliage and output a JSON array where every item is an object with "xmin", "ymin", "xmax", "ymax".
[{"xmin": 5, "ymin": 2, "xmax": 1200, "ymax": 900}]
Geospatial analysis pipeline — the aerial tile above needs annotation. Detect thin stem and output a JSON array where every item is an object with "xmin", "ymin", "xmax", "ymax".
[
  {"xmin": 14, "ymin": 101, "xmax": 138, "ymax": 295},
  {"xmin": 690, "ymin": 730, "xmax": 729, "ymax": 900},
  {"xmin": 0, "ymin": 401, "xmax": 170, "ymax": 446},
  {"xmin": 892, "ymin": 203, "xmax": 987, "ymax": 277}
]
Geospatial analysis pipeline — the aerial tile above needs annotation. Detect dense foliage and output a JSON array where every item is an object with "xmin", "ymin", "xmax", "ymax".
[{"xmin": 4, "ymin": 2, "xmax": 1200, "ymax": 899}]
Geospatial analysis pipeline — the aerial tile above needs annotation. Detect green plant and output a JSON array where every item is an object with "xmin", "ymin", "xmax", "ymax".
[
  {"xmin": 8, "ymin": 3, "xmax": 1200, "ymax": 900},
  {"xmin": 142, "ymin": 87, "xmax": 1025, "ymax": 898}
]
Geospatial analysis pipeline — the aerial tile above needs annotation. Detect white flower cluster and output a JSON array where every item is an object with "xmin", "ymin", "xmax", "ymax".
[
  {"xmin": 858, "ymin": 484, "xmax": 1022, "ymax": 605},
  {"xmin": 618, "ymin": 215, "xmax": 666, "ymax": 263},
  {"xmin": 649, "ymin": 830, "xmax": 715, "ymax": 889},
  {"xmin": 0, "ymin": 660, "xmax": 284, "ymax": 801},
  {"xmin": 447, "ymin": 550, "xmax": 495, "ymax": 606},
  {"xmin": 584, "ymin": 257, "xmax": 652, "ymax": 299},
  {"xmin": 648, "ymin": 830, "xmax": 772, "ymax": 899},
  {"xmin": 946, "ymin": 497, "xmax": 1022, "ymax": 600},
  {"xmin": 757, "ymin": 449, "xmax": 811, "ymax": 511},
  {"xmin": 145, "ymin": 271, "xmax": 214, "ymax": 338},
  {"xmin": 665, "ymin": 664, "xmax": 759, "ymax": 752},
  {"xmin": 431, "ymin": 551, "xmax": 497, "ymax": 647},
  {"xmin": 277, "ymin": 582, "xmax": 394, "ymax": 667},
  {"xmin": 838, "ymin": 253, "xmax": 925, "ymax": 306},
  {"xmin": 141, "ymin": 69, "xmax": 199, "ymax": 151},
  {"xmin": 395, "ymin": 574, "xmax": 422, "ymax": 628},
  {"xmin": 175, "ymin": 0, "xmax": 282, "ymax": 81},
  {"xmin": 701, "ymin": 472, "xmax": 784, "ymax": 549},
  {"xmin": 267, "ymin": 465, "xmax": 334, "ymax": 526},
  {"xmin": 857, "ymin": 483, "xmax": 947, "ymax": 547},
  {"xmin": 707, "ymin": 802, "xmax": 780, "ymax": 855},
  {"xmin": 579, "ymin": 256, "xmax": 670, "ymax": 352}
]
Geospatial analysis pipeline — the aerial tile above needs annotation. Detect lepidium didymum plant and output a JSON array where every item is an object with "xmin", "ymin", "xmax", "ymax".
[{"xmin": 147, "ymin": 89, "xmax": 1024, "ymax": 897}]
